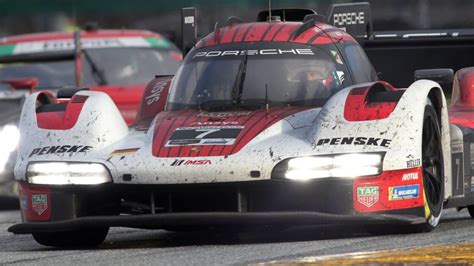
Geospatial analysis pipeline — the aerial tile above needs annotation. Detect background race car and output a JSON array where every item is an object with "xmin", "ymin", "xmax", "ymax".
[{"xmin": 0, "ymin": 27, "xmax": 182, "ymax": 197}]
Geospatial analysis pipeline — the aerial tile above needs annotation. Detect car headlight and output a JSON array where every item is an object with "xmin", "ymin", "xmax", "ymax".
[
  {"xmin": 27, "ymin": 162, "xmax": 111, "ymax": 185},
  {"xmin": 275, "ymin": 153, "xmax": 383, "ymax": 181},
  {"xmin": 0, "ymin": 124, "xmax": 20, "ymax": 173}
]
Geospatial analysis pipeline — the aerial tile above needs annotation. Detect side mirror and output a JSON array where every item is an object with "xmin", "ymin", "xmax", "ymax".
[
  {"xmin": 414, "ymin": 68, "xmax": 453, "ymax": 85},
  {"xmin": 1, "ymin": 77, "xmax": 38, "ymax": 93},
  {"xmin": 414, "ymin": 68, "xmax": 453, "ymax": 94}
]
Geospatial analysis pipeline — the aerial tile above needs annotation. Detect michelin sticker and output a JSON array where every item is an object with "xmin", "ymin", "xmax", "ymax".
[{"xmin": 388, "ymin": 185, "xmax": 419, "ymax": 200}]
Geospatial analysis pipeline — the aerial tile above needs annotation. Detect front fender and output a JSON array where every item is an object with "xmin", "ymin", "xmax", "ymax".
[
  {"xmin": 311, "ymin": 80, "xmax": 450, "ymax": 198},
  {"xmin": 14, "ymin": 90, "xmax": 128, "ymax": 181}
]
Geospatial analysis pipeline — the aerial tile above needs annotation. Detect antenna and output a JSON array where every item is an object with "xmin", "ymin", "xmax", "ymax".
[
  {"xmin": 265, "ymin": 83, "xmax": 269, "ymax": 112},
  {"xmin": 73, "ymin": 31, "xmax": 82, "ymax": 87},
  {"xmin": 268, "ymin": 0, "xmax": 272, "ymax": 22}
]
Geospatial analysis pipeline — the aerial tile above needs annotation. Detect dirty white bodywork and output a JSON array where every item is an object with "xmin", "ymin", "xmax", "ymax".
[{"xmin": 15, "ymin": 80, "xmax": 454, "ymax": 199}]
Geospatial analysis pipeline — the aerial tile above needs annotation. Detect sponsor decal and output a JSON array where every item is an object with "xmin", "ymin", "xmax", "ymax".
[
  {"xmin": 407, "ymin": 159, "xmax": 421, "ymax": 168},
  {"xmin": 5, "ymin": 37, "xmax": 170, "ymax": 56},
  {"xmin": 191, "ymin": 121, "xmax": 240, "ymax": 126},
  {"xmin": 166, "ymin": 126, "xmax": 243, "ymax": 146},
  {"xmin": 20, "ymin": 195, "xmax": 28, "ymax": 210},
  {"xmin": 31, "ymin": 194, "xmax": 48, "ymax": 215},
  {"xmin": 171, "ymin": 159, "xmax": 212, "ymax": 166},
  {"xmin": 111, "ymin": 148, "xmax": 139, "ymax": 156},
  {"xmin": 331, "ymin": 49, "xmax": 344, "ymax": 65},
  {"xmin": 145, "ymin": 80, "xmax": 167, "ymax": 105},
  {"xmin": 357, "ymin": 186, "xmax": 379, "ymax": 208},
  {"xmin": 389, "ymin": 185, "xmax": 419, "ymax": 200},
  {"xmin": 336, "ymin": 71, "xmax": 345, "ymax": 83},
  {"xmin": 198, "ymin": 111, "xmax": 251, "ymax": 117},
  {"xmin": 193, "ymin": 49, "xmax": 314, "ymax": 58},
  {"xmin": 316, "ymin": 137, "xmax": 391, "ymax": 147},
  {"xmin": 184, "ymin": 16, "xmax": 195, "ymax": 24},
  {"xmin": 29, "ymin": 145, "xmax": 92, "ymax": 158},
  {"xmin": 333, "ymin": 12, "xmax": 365, "ymax": 27},
  {"xmin": 402, "ymin": 172, "xmax": 419, "ymax": 181}
]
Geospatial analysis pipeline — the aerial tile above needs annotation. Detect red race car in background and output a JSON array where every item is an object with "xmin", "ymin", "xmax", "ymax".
[{"xmin": 0, "ymin": 27, "xmax": 181, "ymax": 191}]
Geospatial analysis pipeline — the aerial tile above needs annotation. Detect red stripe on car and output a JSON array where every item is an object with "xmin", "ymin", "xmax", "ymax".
[
  {"xmin": 152, "ymin": 107, "xmax": 309, "ymax": 157},
  {"xmin": 344, "ymin": 82, "xmax": 398, "ymax": 121},
  {"xmin": 36, "ymin": 94, "xmax": 88, "ymax": 130},
  {"xmin": 244, "ymin": 23, "xmax": 270, "ymax": 42},
  {"xmin": 272, "ymin": 23, "xmax": 299, "ymax": 42},
  {"xmin": 233, "ymin": 24, "xmax": 252, "ymax": 42}
]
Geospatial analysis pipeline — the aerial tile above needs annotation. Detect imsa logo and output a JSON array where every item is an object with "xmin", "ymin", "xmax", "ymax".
[
  {"xmin": 171, "ymin": 159, "xmax": 212, "ymax": 166},
  {"xmin": 356, "ymin": 186, "xmax": 379, "ymax": 208}
]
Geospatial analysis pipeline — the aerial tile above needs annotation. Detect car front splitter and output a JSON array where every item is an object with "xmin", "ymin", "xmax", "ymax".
[{"xmin": 8, "ymin": 211, "xmax": 426, "ymax": 234}]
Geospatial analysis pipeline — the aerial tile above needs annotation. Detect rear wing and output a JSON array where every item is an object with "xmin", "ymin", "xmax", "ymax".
[
  {"xmin": 179, "ymin": 3, "xmax": 474, "ymax": 88},
  {"xmin": 325, "ymin": 2, "xmax": 474, "ymax": 88},
  {"xmin": 326, "ymin": 2, "xmax": 373, "ymax": 40},
  {"xmin": 364, "ymin": 29, "xmax": 474, "ymax": 88}
]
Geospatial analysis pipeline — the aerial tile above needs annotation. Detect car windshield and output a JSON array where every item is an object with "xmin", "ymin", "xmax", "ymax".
[
  {"xmin": 166, "ymin": 43, "xmax": 350, "ymax": 111},
  {"xmin": 0, "ymin": 47, "xmax": 181, "ymax": 87}
]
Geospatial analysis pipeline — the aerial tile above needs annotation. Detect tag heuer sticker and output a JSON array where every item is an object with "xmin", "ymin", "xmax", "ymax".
[
  {"xmin": 32, "ymin": 194, "xmax": 48, "ymax": 215},
  {"xmin": 357, "ymin": 186, "xmax": 379, "ymax": 208}
]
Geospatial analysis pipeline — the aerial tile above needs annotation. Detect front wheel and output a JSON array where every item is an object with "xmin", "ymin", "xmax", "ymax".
[
  {"xmin": 415, "ymin": 103, "xmax": 444, "ymax": 232},
  {"xmin": 33, "ymin": 227, "xmax": 109, "ymax": 248}
]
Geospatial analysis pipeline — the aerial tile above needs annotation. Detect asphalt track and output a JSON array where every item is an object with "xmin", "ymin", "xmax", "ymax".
[{"xmin": 0, "ymin": 209, "xmax": 473, "ymax": 265}]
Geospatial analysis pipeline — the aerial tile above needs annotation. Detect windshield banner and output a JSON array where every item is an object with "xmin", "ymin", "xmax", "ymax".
[{"xmin": 0, "ymin": 37, "xmax": 170, "ymax": 57}]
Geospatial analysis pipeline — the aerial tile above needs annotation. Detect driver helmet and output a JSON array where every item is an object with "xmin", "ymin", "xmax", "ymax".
[{"xmin": 286, "ymin": 60, "xmax": 334, "ymax": 89}]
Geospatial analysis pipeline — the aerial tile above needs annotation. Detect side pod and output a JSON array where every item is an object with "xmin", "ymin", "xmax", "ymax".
[{"xmin": 14, "ymin": 90, "xmax": 128, "ymax": 181}]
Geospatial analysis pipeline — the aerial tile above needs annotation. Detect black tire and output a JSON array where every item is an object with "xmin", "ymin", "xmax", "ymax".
[
  {"xmin": 415, "ymin": 103, "xmax": 444, "ymax": 232},
  {"xmin": 33, "ymin": 227, "xmax": 109, "ymax": 248},
  {"xmin": 467, "ymin": 205, "xmax": 474, "ymax": 218},
  {"xmin": 365, "ymin": 103, "xmax": 444, "ymax": 236}
]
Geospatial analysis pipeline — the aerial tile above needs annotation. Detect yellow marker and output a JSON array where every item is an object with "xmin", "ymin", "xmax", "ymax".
[{"xmin": 274, "ymin": 242, "xmax": 474, "ymax": 265}]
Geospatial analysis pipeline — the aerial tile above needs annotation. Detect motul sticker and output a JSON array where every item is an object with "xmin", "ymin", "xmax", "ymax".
[
  {"xmin": 402, "ymin": 172, "xmax": 418, "ymax": 181},
  {"xmin": 31, "ymin": 194, "xmax": 48, "ymax": 215},
  {"xmin": 357, "ymin": 186, "xmax": 379, "ymax": 207}
]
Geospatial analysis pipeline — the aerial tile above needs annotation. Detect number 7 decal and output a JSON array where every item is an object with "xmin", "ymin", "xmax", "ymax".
[{"xmin": 195, "ymin": 128, "xmax": 221, "ymax": 139}]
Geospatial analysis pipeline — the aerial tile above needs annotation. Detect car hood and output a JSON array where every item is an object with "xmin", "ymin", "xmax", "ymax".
[{"xmin": 150, "ymin": 107, "xmax": 316, "ymax": 158}]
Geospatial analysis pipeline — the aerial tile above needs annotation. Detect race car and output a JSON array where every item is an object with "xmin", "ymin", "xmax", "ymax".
[
  {"xmin": 8, "ymin": 5, "xmax": 474, "ymax": 247},
  {"xmin": 0, "ymin": 28, "xmax": 181, "ymax": 190}
]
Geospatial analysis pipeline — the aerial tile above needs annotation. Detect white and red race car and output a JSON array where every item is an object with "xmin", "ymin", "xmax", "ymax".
[{"xmin": 8, "ymin": 6, "xmax": 474, "ymax": 247}]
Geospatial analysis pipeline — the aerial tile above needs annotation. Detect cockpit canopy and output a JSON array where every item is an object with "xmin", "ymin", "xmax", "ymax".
[{"xmin": 166, "ymin": 42, "xmax": 351, "ymax": 111}]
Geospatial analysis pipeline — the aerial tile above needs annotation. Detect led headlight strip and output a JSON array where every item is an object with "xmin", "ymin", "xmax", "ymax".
[
  {"xmin": 27, "ymin": 162, "xmax": 111, "ymax": 185},
  {"xmin": 284, "ymin": 153, "xmax": 383, "ymax": 181}
]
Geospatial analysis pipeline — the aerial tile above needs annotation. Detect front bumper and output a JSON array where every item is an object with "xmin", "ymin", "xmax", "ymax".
[
  {"xmin": 8, "ymin": 211, "xmax": 426, "ymax": 234},
  {"xmin": 12, "ymin": 175, "xmax": 427, "ymax": 234}
]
